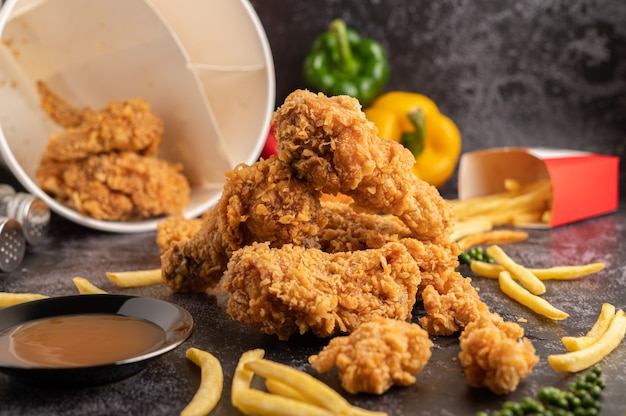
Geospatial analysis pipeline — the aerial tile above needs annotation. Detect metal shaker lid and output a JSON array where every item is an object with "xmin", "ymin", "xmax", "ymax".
[
  {"xmin": 0, "ymin": 217, "xmax": 25, "ymax": 273},
  {"xmin": 3, "ymin": 193, "xmax": 50, "ymax": 245}
]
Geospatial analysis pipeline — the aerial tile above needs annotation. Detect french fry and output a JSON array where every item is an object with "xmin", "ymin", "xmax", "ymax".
[
  {"xmin": 244, "ymin": 359, "xmax": 387, "ymax": 416},
  {"xmin": 562, "ymin": 303, "xmax": 616, "ymax": 352},
  {"xmin": 450, "ymin": 217, "xmax": 493, "ymax": 241},
  {"xmin": 72, "ymin": 277, "xmax": 108, "ymax": 294},
  {"xmin": 0, "ymin": 292, "xmax": 48, "ymax": 308},
  {"xmin": 181, "ymin": 348, "xmax": 223, "ymax": 416},
  {"xmin": 231, "ymin": 349, "xmax": 265, "ymax": 410},
  {"xmin": 456, "ymin": 230, "xmax": 528, "ymax": 251},
  {"xmin": 471, "ymin": 261, "xmax": 605, "ymax": 281},
  {"xmin": 233, "ymin": 387, "xmax": 334, "ymax": 416},
  {"xmin": 105, "ymin": 269, "xmax": 163, "ymax": 287},
  {"xmin": 449, "ymin": 179, "xmax": 552, "ymax": 227},
  {"xmin": 265, "ymin": 378, "xmax": 308, "ymax": 402},
  {"xmin": 244, "ymin": 359, "xmax": 353, "ymax": 414},
  {"xmin": 498, "ymin": 271, "xmax": 568, "ymax": 320},
  {"xmin": 487, "ymin": 245, "xmax": 546, "ymax": 295},
  {"xmin": 548, "ymin": 309, "xmax": 626, "ymax": 372}
]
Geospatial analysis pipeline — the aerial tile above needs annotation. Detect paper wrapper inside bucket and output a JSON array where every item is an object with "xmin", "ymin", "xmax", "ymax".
[
  {"xmin": 458, "ymin": 148, "xmax": 620, "ymax": 228},
  {"xmin": 0, "ymin": 0, "xmax": 275, "ymax": 232}
]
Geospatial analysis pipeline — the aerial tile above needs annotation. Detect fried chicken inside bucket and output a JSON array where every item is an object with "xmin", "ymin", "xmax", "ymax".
[
  {"xmin": 35, "ymin": 82, "xmax": 189, "ymax": 221},
  {"xmin": 157, "ymin": 90, "xmax": 539, "ymax": 395}
]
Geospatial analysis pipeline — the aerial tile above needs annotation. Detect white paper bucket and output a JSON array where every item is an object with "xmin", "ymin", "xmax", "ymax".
[{"xmin": 0, "ymin": 0, "xmax": 275, "ymax": 233}]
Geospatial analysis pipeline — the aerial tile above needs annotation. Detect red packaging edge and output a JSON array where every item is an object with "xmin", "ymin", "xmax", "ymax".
[{"xmin": 457, "ymin": 147, "xmax": 620, "ymax": 228}]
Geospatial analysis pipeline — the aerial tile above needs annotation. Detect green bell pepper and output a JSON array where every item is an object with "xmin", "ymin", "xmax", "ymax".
[{"xmin": 302, "ymin": 19, "xmax": 389, "ymax": 107}]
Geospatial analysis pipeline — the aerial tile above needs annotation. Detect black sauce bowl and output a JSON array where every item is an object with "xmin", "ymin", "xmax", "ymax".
[{"xmin": 0, "ymin": 294, "xmax": 194, "ymax": 387}]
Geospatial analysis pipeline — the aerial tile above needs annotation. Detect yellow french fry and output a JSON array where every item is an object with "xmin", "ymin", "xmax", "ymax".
[
  {"xmin": 548, "ymin": 309, "xmax": 626, "ymax": 372},
  {"xmin": 487, "ymin": 245, "xmax": 546, "ymax": 295},
  {"xmin": 72, "ymin": 277, "xmax": 108, "ymax": 294},
  {"xmin": 265, "ymin": 378, "xmax": 308, "ymax": 402},
  {"xmin": 244, "ymin": 359, "xmax": 352, "ymax": 414},
  {"xmin": 471, "ymin": 261, "xmax": 605, "ymax": 281},
  {"xmin": 181, "ymin": 348, "xmax": 223, "ymax": 416},
  {"xmin": 105, "ymin": 269, "xmax": 163, "ymax": 287},
  {"xmin": 233, "ymin": 387, "xmax": 334, "ymax": 416},
  {"xmin": 231, "ymin": 349, "xmax": 265, "ymax": 410},
  {"xmin": 0, "ymin": 292, "xmax": 48, "ymax": 308},
  {"xmin": 562, "ymin": 303, "xmax": 616, "ymax": 352},
  {"xmin": 456, "ymin": 230, "xmax": 528, "ymax": 251},
  {"xmin": 498, "ymin": 271, "xmax": 568, "ymax": 320}
]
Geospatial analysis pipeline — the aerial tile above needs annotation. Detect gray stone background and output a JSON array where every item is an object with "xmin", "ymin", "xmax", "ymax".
[{"xmin": 249, "ymin": 0, "xmax": 625, "ymax": 198}]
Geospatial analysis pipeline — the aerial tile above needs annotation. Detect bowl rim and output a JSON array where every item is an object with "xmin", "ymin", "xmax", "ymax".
[{"xmin": 0, "ymin": 294, "xmax": 195, "ymax": 372}]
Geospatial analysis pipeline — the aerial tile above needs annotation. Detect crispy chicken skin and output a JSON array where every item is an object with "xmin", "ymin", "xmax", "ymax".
[
  {"xmin": 221, "ymin": 242, "xmax": 420, "ymax": 340},
  {"xmin": 37, "ymin": 152, "xmax": 189, "ymax": 221},
  {"xmin": 36, "ymin": 82, "xmax": 189, "ymax": 221},
  {"xmin": 161, "ymin": 156, "xmax": 327, "ymax": 292},
  {"xmin": 37, "ymin": 81, "xmax": 162, "ymax": 161},
  {"xmin": 156, "ymin": 90, "xmax": 538, "ymax": 395},
  {"xmin": 272, "ymin": 89, "xmax": 453, "ymax": 242},
  {"xmin": 309, "ymin": 317, "xmax": 433, "ymax": 395},
  {"xmin": 458, "ymin": 312, "xmax": 539, "ymax": 395}
]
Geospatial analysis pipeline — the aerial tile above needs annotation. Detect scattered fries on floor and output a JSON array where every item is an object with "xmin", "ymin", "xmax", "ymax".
[
  {"xmin": 0, "ymin": 291, "xmax": 48, "ymax": 308},
  {"xmin": 487, "ymin": 245, "xmax": 546, "ymax": 295},
  {"xmin": 232, "ymin": 349, "xmax": 387, "ymax": 416},
  {"xmin": 105, "ymin": 268, "xmax": 163, "ymax": 287},
  {"xmin": 549, "ymin": 307, "xmax": 626, "ymax": 373},
  {"xmin": 181, "ymin": 348, "xmax": 224, "ymax": 416},
  {"xmin": 471, "ymin": 261, "xmax": 605, "ymax": 281},
  {"xmin": 72, "ymin": 276, "xmax": 108, "ymax": 294},
  {"xmin": 456, "ymin": 229, "xmax": 528, "ymax": 251},
  {"xmin": 561, "ymin": 303, "xmax": 617, "ymax": 352},
  {"xmin": 498, "ymin": 271, "xmax": 568, "ymax": 321}
]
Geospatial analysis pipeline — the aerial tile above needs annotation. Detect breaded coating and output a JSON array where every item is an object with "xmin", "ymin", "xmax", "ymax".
[
  {"xmin": 161, "ymin": 157, "xmax": 327, "ymax": 292},
  {"xmin": 37, "ymin": 81, "xmax": 162, "ymax": 161},
  {"xmin": 272, "ymin": 89, "xmax": 453, "ymax": 242},
  {"xmin": 37, "ymin": 152, "xmax": 189, "ymax": 221},
  {"xmin": 317, "ymin": 200, "xmax": 413, "ymax": 252},
  {"xmin": 221, "ymin": 242, "xmax": 421, "ymax": 340},
  {"xmin": 309, "ymin": 317, "xmax": 433, "ymax": 395},
  {"xmin": 156, "ymin": 214, "xmax": 206, "ymax": 253},
  {"xmin": 419, "ymin": 270, "xmax": 489, "ymax": 336},
  {"xmin": 458, "ymin": 312, "xmax": 539, "ymax": 395},
  {"xmin": 161, "ymin": 208, "xmax": 227, "ymax": 293}
]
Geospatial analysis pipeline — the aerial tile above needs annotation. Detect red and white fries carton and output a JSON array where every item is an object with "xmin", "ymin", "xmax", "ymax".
[{"xmin": 457, "ymin": 148, "xmax": 620, "ymax": 228}]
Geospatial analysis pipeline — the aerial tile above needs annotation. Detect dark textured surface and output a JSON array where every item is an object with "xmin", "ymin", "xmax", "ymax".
[
  {"xmin": 249, "ymin": 0, "xmax": 626, "ymax": 197},
  {"xmin": 1, "ymin": 1, "xmax": 625, "ymax": 415},
  {"xmin": 0, "ymin": 175, "xmax": 625, "ymax": 416}
]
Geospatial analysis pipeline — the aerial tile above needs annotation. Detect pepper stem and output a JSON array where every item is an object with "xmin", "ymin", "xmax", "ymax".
[
  {"xmin": 401, "ymin": 108, "xmax": 426, "ymax": 157},
  {"xmin": 330, "ymin": 19, "xmax": 357, "ymax": 77}
]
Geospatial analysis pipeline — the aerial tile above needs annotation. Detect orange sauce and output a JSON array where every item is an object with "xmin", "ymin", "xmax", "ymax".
[{"xmin": 0, "ymin": 314, "xmax": 165, "ymax": 367}]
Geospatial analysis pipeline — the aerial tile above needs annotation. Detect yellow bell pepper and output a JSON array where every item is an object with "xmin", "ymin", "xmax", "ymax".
[{"xmin": 364, "ymin": 91, "xmax": 462, "ymax": 188}]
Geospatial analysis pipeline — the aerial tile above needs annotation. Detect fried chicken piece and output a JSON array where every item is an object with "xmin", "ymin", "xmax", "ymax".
[
  {"xmin": 317, "ymin": 200, "xmax": 413, "ymax": 252},
  {"xmin": 458, "ymin": 312, "xmax": 539, "ymax": 395},
  {"xmin": 222, "ymin": 241, "xmax": 421, "ymax": 340},
  {"xmin": 37, "ymin": 81, "xmax": 162, "ymax": 160},
  {"xmin": 160, "ymin": 208, "xmax": 226, "ymax": 293},
  {"xmin": 309, "ymin": 317, "xmax": 433, "ymax": 395},
  {"xmin": 161, "ymin": 157, "xmax": 327, "ymax": 292},
  {"xmin": 156, "ymin": 213, "xmax": 208, "ymax": 253},
  {"xmin": 272, "ymin": 89, "xmax": 453, "ymax": 242},
  {"xmin": 37, "ymin": 152, "xmax": 189, "ymax": 221}
]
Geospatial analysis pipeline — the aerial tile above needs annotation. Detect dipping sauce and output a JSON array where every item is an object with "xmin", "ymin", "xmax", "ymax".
[{"xmin": 0, "ymin": 314, "xmax": 166, "ymax": 368}]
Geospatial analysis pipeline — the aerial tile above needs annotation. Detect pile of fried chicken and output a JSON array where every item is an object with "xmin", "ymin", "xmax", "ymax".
[
  {"xmin": 157, "ymin": 90, "xmax": 538, "ymax": 396},
  {"xmin": 36, "ymin": 82, "xmax": 190, "ymax": 221}
]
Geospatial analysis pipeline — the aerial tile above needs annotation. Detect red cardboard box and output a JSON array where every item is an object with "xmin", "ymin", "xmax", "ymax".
[{"xmin": 457, "ymin": 148, "xmax": 620, "ymax": 227}]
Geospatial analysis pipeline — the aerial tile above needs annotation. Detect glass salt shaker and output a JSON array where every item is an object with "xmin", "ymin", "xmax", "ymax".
[{"xmin": 0, "ymin": 184, "xmax": 50, "ymax": 245}]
